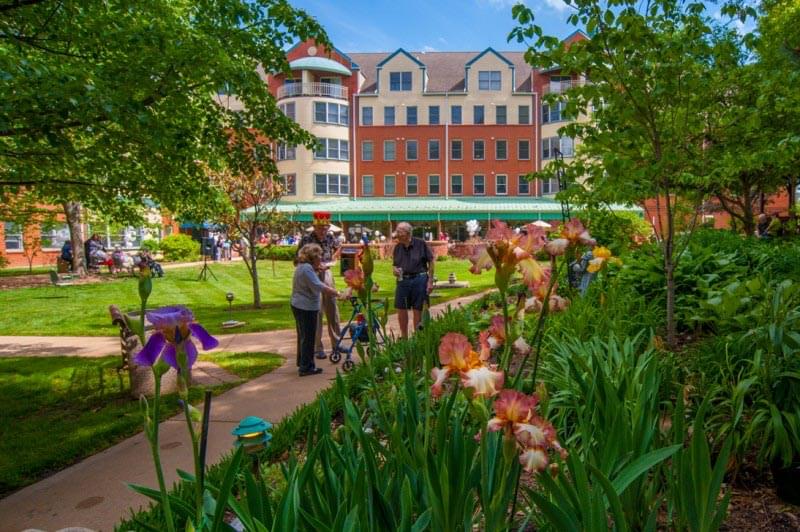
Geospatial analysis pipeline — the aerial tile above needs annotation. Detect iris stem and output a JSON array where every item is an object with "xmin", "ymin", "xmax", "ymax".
[
  {"xmin": 179, "ymin": 373, "xmax": 202, "ymax": 527},
  {"xmin": 148, "ymin": 372, "xmax": 176, "ymax": 532}
]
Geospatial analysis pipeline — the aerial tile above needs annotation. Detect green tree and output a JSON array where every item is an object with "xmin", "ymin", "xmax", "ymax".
[
  {"xmin": 698, "ymin": 2, "xmax": 800, "ymax": 235},
  {"xmin": 511, "ymin": 0, "xmax": 732, "ymax": 347},
  {"xmin": 0, "ymin": 0, "xmax": 328, "ymax": 230}
]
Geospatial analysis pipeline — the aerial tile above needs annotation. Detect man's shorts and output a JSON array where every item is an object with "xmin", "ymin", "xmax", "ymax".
[{"xmin": 395, "ymin": 274, "xmax": 428, "ymax": 310}]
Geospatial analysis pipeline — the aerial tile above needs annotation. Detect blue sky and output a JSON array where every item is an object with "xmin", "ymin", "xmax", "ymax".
[
  {"xmin": 288, "ymin": 0, "xmax": 755, "ymax": 53},
  {"xmin": 289, "ymin": 0, "xmax": 576, "ymax": 53}
]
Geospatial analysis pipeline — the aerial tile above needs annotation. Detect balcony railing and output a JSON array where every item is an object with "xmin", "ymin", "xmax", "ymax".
[
  {"xmin": 542, "ymin": 79, "xmax": 587, "ymax": 94},
  {"xmin": 277, "ymin": 82, "xmax": 348, "ymax": 100}
]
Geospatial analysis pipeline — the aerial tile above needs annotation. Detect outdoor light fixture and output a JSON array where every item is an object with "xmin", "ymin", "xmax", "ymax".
[
  {"xmin": 226, "ymin": 292, "xmax": 234, "ymax": 312},
  {"xmin": 232, "ymin": 416, "xmax": 272, "ymax": 454},
  {"xmin": 448, "ymin": 272, "xmax": 456, "ymax": 284}
]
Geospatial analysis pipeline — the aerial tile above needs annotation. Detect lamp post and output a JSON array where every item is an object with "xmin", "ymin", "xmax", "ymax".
[
  {"xmin": 231, "ymin": 416, "xmax": 272, "ymax": 478},
  {"xmin": 226, "ymin": 292, "xmax": 234, "ymax": 315}
]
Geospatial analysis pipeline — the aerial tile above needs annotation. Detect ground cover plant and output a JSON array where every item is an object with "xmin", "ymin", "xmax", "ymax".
[
  {"xmin": 0, "ymin": 259, "xmax": 493, "ymax": 336},
  {"xmin": 0, "ymin": 351, "xmax": 282, "ymax": 495}
]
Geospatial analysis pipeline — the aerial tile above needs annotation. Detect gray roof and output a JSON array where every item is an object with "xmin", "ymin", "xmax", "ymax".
[{"xmin": 349, "ymin": 51, "xmax": 535, "ymax": 94}]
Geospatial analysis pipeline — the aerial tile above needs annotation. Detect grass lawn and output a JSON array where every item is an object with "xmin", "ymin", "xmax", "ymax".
[
  {"xmin": 0, "ymin": 266, "xmax": 51, "ymax": 277},
  {"xmin": 0, "ymin": 259, "xmax": 494, "ymax": 336},
  {"xmin": 0, "ymin": 351, "xmax": 282, "ymax": 496}
]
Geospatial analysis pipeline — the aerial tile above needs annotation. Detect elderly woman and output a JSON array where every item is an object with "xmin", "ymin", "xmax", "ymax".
[{"xmin": 292, "ymin": 243, "xmax": 339, "ymax": 376}]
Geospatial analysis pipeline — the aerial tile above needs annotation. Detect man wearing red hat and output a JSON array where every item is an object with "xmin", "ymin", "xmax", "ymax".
[{"xmin": 296, "ymin": 211, "xmax": 341, "ymax": 359}]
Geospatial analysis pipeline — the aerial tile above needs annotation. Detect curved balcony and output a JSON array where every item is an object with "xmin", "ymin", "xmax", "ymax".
[
  {"xmin": 277, "ymin": 82, "xmax": 348, "ymax": 101},
  {"xmin": 542, "ymin": 79, "xmax": 588, "ymax": 94}
]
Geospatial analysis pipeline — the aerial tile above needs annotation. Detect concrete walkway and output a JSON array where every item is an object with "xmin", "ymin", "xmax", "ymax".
[{"xmin": 0, "ymin": 293, "xmax": 486, "ymax": 532}]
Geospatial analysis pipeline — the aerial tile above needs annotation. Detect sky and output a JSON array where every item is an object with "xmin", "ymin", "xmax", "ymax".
[
  {"xmin": 288, "ymin": 0, "xmax": 755, "ymax": 54},
  {"xmin": 288, "ymin": 0, "xmax": 576, "ymax": 53}
]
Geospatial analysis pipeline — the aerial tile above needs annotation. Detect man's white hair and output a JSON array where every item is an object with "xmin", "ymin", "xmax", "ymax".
[{"xmin": 396, "ymin": 222, "xmax": 413, "ymax": 233}]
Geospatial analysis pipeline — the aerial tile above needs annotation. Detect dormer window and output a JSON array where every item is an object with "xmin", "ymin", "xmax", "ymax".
[
  {"xmin": 390, "ymin": 72, "xmax": 412, "ymax": 91},
  {"xmin": 478, "ymin": 71, "xmax": 501, "ymax": 90}
]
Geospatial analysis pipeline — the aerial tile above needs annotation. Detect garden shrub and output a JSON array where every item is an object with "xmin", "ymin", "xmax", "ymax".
[
  {"xmin": 159, "ymin": 234, "xmax": 199, "ymax": 262},
  {"xmin": 255, "ymin": 244, "xmax": 296, "ymax": 261},
  {"xmin": 139, "ymin": 239, "xmax": 160, "ymax": 254},
  {"xmin": 582, "ymin": 208, "xmax": 652, "ymax": 255},
  {"xmin": 0, "ymin": 253, "xmax": 7, "ymax": 269}
]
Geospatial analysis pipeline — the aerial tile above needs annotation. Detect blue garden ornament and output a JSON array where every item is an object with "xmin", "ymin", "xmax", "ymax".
[{"xmin": 232, "ymin": 416, "xmax": 272, "ymax": 452}]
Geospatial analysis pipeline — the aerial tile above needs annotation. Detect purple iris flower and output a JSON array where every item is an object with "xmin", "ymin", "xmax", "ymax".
[{"xmin": 133, "ymin": 306, "xmax": 219, "ymax": 371}]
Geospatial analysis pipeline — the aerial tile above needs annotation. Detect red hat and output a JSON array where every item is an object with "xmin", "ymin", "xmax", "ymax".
[{"xmin": 312, "ymin": 211, "xmax": 332, "ymax": 226}]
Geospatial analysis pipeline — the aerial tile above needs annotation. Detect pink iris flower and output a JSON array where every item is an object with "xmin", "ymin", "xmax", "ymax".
[{"xmin": 133, "ymin": 306, "xmax": 219, "ymax": 371}]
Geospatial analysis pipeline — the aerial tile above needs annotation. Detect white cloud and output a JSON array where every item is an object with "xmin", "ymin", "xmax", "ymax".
[
  {"xmin": 541, "ymin": 0, "xmax": 569, "ymax": 13},
  {"xmin": 422, "ymin": 45, "xmax": 437, "ymax": 52},
  {"xmin": 478, "ymin": 0, "xmax": 526, "ymax": 10}
]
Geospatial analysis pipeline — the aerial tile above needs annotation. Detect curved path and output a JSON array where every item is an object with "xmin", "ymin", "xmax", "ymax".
[{"xmin": 0, "ymin": 292, "xmax": 486, "ymax": 532}]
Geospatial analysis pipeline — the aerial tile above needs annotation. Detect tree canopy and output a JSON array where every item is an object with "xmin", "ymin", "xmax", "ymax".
[{"xmin": 0, "ymin": 0, "xmax": 328, "ymax": 218}]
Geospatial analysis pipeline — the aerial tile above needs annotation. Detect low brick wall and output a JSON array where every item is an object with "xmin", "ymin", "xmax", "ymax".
[
  {"xmin": 448, "ymin": 242, "xmax": 483, "ymax": 260},
  {"xmin": 369, "ymin": 240, "xmax": 450, "ymax": 260}
]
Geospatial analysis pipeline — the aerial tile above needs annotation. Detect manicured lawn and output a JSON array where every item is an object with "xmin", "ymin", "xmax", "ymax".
[
  {"xmin": 0, "ymin": 351, "xmax": 282, "ymax": 495},
  {"xmin": 0, "ymin": 259, "xmax": 494, "ymax": 336},
  {"xmin": 0, "ymin": 266, "xmax": 51, "ymax": 277}
]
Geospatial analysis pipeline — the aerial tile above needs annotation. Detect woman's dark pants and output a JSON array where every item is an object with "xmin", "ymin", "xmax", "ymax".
[{"xmin": 292, "ymin": 305, "xmax": 318, "ymax": 373}]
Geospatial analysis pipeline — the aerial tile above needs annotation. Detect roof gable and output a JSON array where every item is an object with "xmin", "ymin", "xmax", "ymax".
[
  {"xmin": 465, "ymin": 47, "xmax": 514, "ymax": 67},
  {"xmin": 377, "ymin": 48, "xmax": 426, "ymax": 68}
]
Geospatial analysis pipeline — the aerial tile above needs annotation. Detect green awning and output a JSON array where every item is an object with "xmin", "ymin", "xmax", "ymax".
[
  {"xmin": 245, "ymin": 197, "xmax": 641, "ymax": 223},
  {"xmin": 288, "ymin": 57, "xmax": 352, "ymax": 76}
]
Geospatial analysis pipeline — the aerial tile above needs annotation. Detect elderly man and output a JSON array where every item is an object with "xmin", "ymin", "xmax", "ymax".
[
  {"xmin": 297, "ymin": 211, "xmax": 341, "ymax": 359},
  {"xmin": 392, "ymin": 222, "xmax": 434, "ymax": 338}
]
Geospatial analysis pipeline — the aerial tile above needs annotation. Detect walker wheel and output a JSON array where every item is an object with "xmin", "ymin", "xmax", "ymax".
[
  {"xmin": 329, "ymin": 350, "xmax": 342, "ymax": 363},
  {"xmin": 342, "ymin": 360, "xmax": 355, "ymax": 372}
]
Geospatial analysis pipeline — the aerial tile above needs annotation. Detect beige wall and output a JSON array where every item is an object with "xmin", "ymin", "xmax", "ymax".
[{"xmin": 276, "ymin": 95, "xmax": 351, "ymax": 202}]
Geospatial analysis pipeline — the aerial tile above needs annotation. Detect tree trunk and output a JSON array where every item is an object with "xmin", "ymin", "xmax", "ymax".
[
  {"xmin": 664, "ymin": 257, "xmax": 677, "ymax": 348},
  {"xmin": 741, "ymin": 199, "xmax": 755, "ymax": 237},
  {"xmin": 788, "ymin": 176, "xmax": 797, "ymax": 220},
  {"xmin": 249, "ymin": 252, "xmax": 261, "ymax": 308},
  {"xmin": 63, "ymin": 201, "xmax": 86, "ymax": 276}
]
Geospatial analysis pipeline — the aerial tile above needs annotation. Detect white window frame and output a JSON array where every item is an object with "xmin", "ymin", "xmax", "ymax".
[
  {"xmin": 384, "ymin": 106, "xmax": 395, "ymax": 125},
  {"xmin": 478, "ymin": 70, "xmax": 501, "ymax": 90},
  {"xmin": 428, "ymin": 174, "xmax": 441, "ymax": 195},
  {"xmin": 428, "ymin": 139, "xmax": 440, "ymax": 160},
  {"xmin": 451, "ymin": 174, "xmax": 463, "ymax": 195},
  {"xmin": 389, "ymin": 71, "xmax": 412, "ymax": 91},
  {"xmin": 384, "ymin": 174, "xmax": 396, "ymax": 196},
  {"xmin": 314, "ymin": 101, "xmax": 349, "ymax": 125},
  {"xmin": 314, "ymin": 173, "xmax": 350, "ymax": 196},
  {"xmin": 362, "ymin": 175, "xmax": 374, "ymax": 196},
  {"xmin": 518, "ymin": 139, "xmax": 530, "ymax": 160},
  {"xmin": 406, "ymin": 175, "xmax": 418, "ymax": 195},
  {"xmin": 384, "ymin": 140, "xmax": 396, "ymax": 161},
  {"xmin": 495, "ymin": 174, "xmax": 508, "ymax": 195},
  {"xmin": 451, "ymin": 139, "xmax": 463, "ymax": 160},
  {"xmin": 280, "ymin": 174, "xmax": 297, "ymax": 196},
  {"xmin": 518, "ymin": 175, "xmax": 530, "ymax": 195},
  {"xmin": 473, "ymin": 175, "xmax": 486, "ymax": 195},
  {"xmin": 473, "ymin": 139, "xmax": 485, "ymax": 160},
  {"xmin": 495, "ymin": 139, "xmax": 508, "ymax": 160},
  {"xmin": 406, "ymin": 106, "xmax": 417, "ymax": 125},
  {"xmin": 406, "ymin": 139, "xmax": 418, "ymax": 161},
  {"xmin": 362, "ymin": 106, "xmax": 373, "ymax": 126}
]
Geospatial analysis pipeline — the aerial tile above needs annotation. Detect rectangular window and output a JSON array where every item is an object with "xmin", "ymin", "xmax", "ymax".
[
  {"xmin": 390, "ymin": 71, "xmax": 412, "ymax": 91},
  {"xmin": 518, "ymin": 105, "xmax": 530, "ymax": 124},
  {"xmin": 495, "ymin": 140, "xmax": 507, "ymax": 160},
  {"xmin": 429, "ymin": 105, "xmax": 440, "ymax": 125},
  {"xmin": 384, "ymin": 174, "xmax": 396, "ymax": 195},
  {"xmin": 362, "ymin": 175, "xmax": 374, "ymax": 196},
  {"xmin": 277, "ymin": 143, "xmax": 296, "ymax": 161},
  {"xmin": 40, "ymin": 222, "xmax": 70, "ymax": 249},
  {"xmin": 560, "ymin": 136, "xmax": 574, "ymax": 157},
  {"xmin": 542, "ymin": 101, "xmax": 566, "ymax": 123},
  {"xmin": 362, "ymin": 141, "xmax": 373, "ymax": 161},
  {"xmin": 406, "ymin": 139, "xmax": 418, "ymax": 160},
  {"xmin": 406, "ymin": 175, "xmax": 418, "ymax": 195},
  {"xmin": 518, "ymin": 175, "xmax": 530, "ymax": 195},
  {"xmin": 473, "ymin": 175, "xmax": 485, "ymax": 195},
  {"xmin": 406, "ymin": 106, "xmax": 417, "ymax": 125},
  {"xmin": 384, "ymin": 106, "xmax": 395, "ymax": 125},
  {"xmin": 540, "ymin": 178, "xmax": 560, "ymax": 195},
  {"xmin": 362, "ymin": 106, "xmax": 373, "ymax": 126},
  {"xmin": 279, "ymin": 102, "xmax": 296, "ymax": 120},
  {"xmin": 384, "ymin": 140, "xmax": 396, "ymax": 161},
  {"xmin": 451, "ymin": 174, "xmax": 463, "ymax": 195},
  {"xmin": 451, "ymin": 139, "xmax": 462, "ymax": 160},
  {"xmin": 280, "ymin": 174, "xmax": 297, "ymax": 196},
  {"xmin": 428, "ymin": 139, "xmax": 440, "ymax": 160},
  {"xmin": 473, "ymin": 139, "xmax": 485, "ymax": 160},
  {"xmin": 478, "ymin": 70, "xmax": 501, "ymax": 90},
  {"xmin": 518, "ymin": 139, "xmax": 530, "ymax": 160},
  {"xmin": 496, "ymin": 175, "xmax": 508, "ymax": 195},
  {"xmin": 314, "ymin": 139, "xmax": 348, "ymax": 160},
  {"xmin": 542, "ymin": 137, "xmax": 574, "ymax": 159},
  {"xmin": 474, "ymin": 105, "xmax": 485, "ymax": 125},
  {"xmin": 496, "ymin": 105, "xmax": 507, "ymax": 125},
  {"xmin": 451, "ymin": 105, "xmax": 462, "ymax": 125},
  {"xmin": 428, "ymin": 174, "xmax": 440, "ymax": 195},
  {"xmin": 314, "ymin": 101, "xmax": 349, "ymax": 125},
  {"xmin": 314, "ymin": 174, "xmax": 350, "ymax": 195}
]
